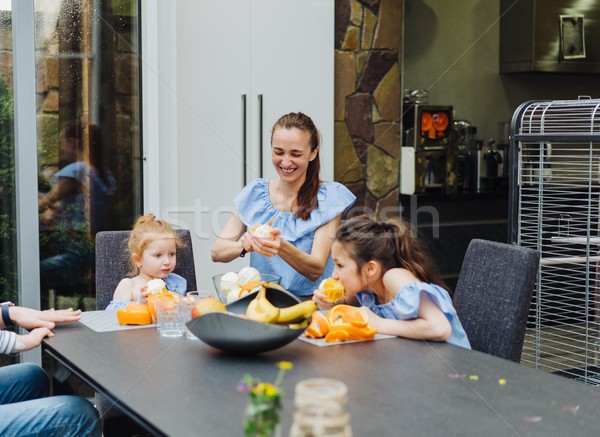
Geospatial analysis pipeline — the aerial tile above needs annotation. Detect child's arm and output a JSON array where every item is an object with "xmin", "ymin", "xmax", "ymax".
[
  {"xmin": 112, "ymin": 278, "xmax": 135, "ymax": 302},
  {"xmin": 362, "ymin": 292, "xmax": 452, "ymax": 342}
]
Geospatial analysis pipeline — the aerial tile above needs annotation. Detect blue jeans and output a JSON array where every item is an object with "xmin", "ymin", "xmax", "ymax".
[{"xmin": 0, "ymin": 363, "xmax": 101, "ymax": 436}]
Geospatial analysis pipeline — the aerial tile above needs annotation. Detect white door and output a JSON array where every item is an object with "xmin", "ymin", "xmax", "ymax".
[
  {"xmin": 250, "ymin": 0, "xmax": 334, "ymax": 182},
  {"xmin": 175, "ymin": 0, "xmax": 251, "ymax": 289},
  {"xmin": 168, "ymin": 0, "xmax": 334, "ymax": 291}
]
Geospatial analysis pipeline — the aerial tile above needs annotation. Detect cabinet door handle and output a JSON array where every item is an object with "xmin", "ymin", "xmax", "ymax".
[
  {"xmin": 242, "ymin": 94, "xmax": 247, "ymax": 186},
  {"xmin": 258, "ymin": 94, "xmax": 263, "ymax": 178}
]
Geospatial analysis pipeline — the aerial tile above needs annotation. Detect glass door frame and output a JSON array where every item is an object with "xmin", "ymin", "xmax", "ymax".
[{"xmin": 13, "ymin": 0, "xmax": 41, "ymax": 364}]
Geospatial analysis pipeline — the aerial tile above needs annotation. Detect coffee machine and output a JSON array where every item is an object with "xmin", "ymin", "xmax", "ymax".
[{"xmin": 401, "ymin": 104, "xmax": 456, "ymax": 194}]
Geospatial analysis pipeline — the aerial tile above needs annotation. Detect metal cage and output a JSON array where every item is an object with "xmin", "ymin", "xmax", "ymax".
[{"xmin": 509, "ymin": 97, "xmax": 600, "ymax": 385}]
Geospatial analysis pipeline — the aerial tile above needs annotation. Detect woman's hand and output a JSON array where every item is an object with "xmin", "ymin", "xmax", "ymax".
[
  {"xmin": 14, "ymin": 328, "xmax": 54, "ymax": 353},
  {"xmin": 250, "ymin": 228, "xmax": 282, "ymax": 257},
  {"xmin": 9, "ymin": 307, "xmax": 82, "ymax": 330},
  {"xmin": 240, "ymin": 231, "xmax": 254, "ymax": 253}
]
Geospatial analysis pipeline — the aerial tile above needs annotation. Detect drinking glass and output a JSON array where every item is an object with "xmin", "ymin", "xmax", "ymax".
[
  {"xmin": 185, "ymin": 291, "xmax": 213, "ymax": 339},
  {"xmin": 155, "ymin": 296, "xmax": 186, "ymax": 337}
]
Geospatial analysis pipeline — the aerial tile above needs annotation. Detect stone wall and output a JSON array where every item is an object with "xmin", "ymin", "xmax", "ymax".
[{"xmin": 335, "ymin": 0, "xmax": 402, "ymax": 217}]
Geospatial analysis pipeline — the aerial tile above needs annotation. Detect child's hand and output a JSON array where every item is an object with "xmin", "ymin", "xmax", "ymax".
[
  {"xmin": 10, "ymin": 306, "xmax": 81, "ymax": 330},
  {"xmin": 14, "ymin": 328, "xmax": 54, "ymax": 353},
  {"xmin": 138, "ymin": 285, "xmax": 151, "ymax": 301},
  {"xmin": 312, "ymin": 289, "xmax": 340, "ymax": 310}
]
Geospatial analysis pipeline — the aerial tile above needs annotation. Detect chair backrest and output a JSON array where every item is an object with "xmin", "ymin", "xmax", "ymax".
[
  {"xmin": 453, "ymin": 239, "xmax": 539, "ymax": 362},
  {"xmin": 95, "ymin": 229, "xmax": 197, "ymax": 310}
]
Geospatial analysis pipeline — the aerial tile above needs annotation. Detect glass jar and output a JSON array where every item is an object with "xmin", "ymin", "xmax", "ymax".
[{"xmin": 290, "ymin": 378, "xmax": 352, "ymax": 437}]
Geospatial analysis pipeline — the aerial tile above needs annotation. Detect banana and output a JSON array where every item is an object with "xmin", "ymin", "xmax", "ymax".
[
  {"xmin": 246, "ymin": 287, "xmax": 280, "ymax": 323},
  {"xmin": 276, "ymin": 300, "xmax": 317, "ymax": 324},
  {"xmin": 287, "ymin": 319, "xmax": 309, "ymax": 329}
]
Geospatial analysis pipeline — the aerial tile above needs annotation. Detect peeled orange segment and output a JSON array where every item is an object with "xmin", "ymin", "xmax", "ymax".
[
  {"xmin": 304, "ymin": 311, "xmax": 330, "ymax": 338},
  {"xmin": 116, "ymin": 303, "xmax": 152, "ymax": 325},
  {"xmin": 325, "ymin": 329, "xmax": 350, "ymax": 343}
]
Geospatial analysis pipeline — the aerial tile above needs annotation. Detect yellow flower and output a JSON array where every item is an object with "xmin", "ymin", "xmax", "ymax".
[
  {"xmin": 276, "ymin": 361, "xmax": 293, "ymax": 371},
  {"xmin": 264, "ymin": 383, "xmax": 278, "ymax": 397},
  {"xmin": 252, "ymin": 382, "xmax": 278, "ymax": 397}
]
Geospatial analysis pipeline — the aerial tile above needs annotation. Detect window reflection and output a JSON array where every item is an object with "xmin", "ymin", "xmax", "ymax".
[
  {"xmin": 35, "ymin": 0, "xmax": 141, "ymax": 310},
  {"xmin": 0, "ymin": 2, "xmax": 18, "ymax": 367}
]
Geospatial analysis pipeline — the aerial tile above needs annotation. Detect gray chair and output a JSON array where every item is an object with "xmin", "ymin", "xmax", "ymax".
[
  {"xmin": 94, "ymin": 229, "xmax": 197, "ymax": 436},
  {"xmin": 453, "ymin": 239, "xmax": 540, "ymax": 362},
  {"xmin": 95, "ymin": 229, "xmax": 197, "ymax": 310}
]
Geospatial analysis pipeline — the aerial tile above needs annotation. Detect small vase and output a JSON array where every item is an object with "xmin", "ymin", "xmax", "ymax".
[{"xmin": 244, "ymin": 399, "xmax": 282, "ymax": 437}]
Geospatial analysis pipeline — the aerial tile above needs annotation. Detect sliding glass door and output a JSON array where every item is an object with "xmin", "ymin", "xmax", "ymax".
[
  {"xmin": 0, "ymin": 0, "xmax": 142, "ymax": 367},
  {"xmin": 34, "ymin": 0, "xmax": 142, "ymax": 311}
]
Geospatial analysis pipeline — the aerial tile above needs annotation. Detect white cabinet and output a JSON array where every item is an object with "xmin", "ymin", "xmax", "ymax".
[{"xmin": 168, "ymin": 0, "xmax": 334, "ymax": 290}]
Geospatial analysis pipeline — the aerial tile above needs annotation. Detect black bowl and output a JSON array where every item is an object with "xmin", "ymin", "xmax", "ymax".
[{"xmin": 187, "ymin": 286, "xmax": 307, "ymax": 354}]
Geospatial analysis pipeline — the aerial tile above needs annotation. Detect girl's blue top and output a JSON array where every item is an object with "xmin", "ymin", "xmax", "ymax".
[
  {"xmin": 234, "ymin": 178, "xmax": 356, "ymax": 297},
  {"xmin": 105, "ymin": 273, "xmax": 187, "ymax": 310},
  {"xmin": 356, "ymin": 280, "xmax": 471, "ymax": 349}
]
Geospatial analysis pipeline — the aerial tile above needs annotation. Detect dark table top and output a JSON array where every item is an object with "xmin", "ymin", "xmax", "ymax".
[{"xmin": 43, "ymin": 318, "xmax": 600, "ymax": 436}]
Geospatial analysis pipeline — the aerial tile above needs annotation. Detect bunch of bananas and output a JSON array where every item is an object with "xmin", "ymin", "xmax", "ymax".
[{"xmin": 246, "ymin": 287, "xmax": 317, "ymax": 327}]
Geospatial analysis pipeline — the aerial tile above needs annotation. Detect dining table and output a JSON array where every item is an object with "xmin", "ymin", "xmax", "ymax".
[{"xmin": 43, "ymin": 311, "xmax": 600, "ymax": 436}]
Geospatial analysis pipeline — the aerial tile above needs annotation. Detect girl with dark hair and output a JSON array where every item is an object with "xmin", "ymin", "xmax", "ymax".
[
  {"xmin": 211, "ymin": 112, "xmax": 355, "ymax": 297},
  {"xmin": 315, "ymin": 215, "xmax": 470, "ymax": 348}
]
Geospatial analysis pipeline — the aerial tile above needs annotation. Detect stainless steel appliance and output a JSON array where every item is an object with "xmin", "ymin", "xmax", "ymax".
[{"xmin": 401, "ymin": 104, "xmax": 456, "ymax": 194}]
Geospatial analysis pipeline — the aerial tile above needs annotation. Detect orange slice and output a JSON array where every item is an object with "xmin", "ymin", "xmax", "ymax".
[
  {"xmin": 304, "ymin": 312, "xmax": 330, "ymax": 338},
  {"xmin": 420, "ymin": 111, "xmax": 433, "ymax": 132},
  {"xmin": 325, "ymin": 329, "xmax": 350, "ymax": 342},
  {"xmin": 432, "ymin": 112, "xmax": 449, "ymax": 131}
]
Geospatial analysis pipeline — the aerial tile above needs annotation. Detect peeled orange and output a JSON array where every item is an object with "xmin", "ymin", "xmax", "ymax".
[{"xmin": 318, "ymin": 278, "xmax": 345, "ymax": 303}]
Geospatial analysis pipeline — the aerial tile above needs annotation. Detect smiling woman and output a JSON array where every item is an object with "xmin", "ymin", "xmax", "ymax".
[{"xmin": 211, "ymin": 112, "xmax": 356, "ymax": 298}]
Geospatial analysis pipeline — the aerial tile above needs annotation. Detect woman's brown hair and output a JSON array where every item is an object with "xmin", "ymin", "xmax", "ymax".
[
  {"xmin": 335, "ymin": 215, "xmax": 448, "ymax": 290},
  {"xmin": 127, "ymin": 213, "xmax": 184, "ymax": 276},
  {"xmin": 271, "ymin": 112, "xmax": 321, "ymax": 220}
]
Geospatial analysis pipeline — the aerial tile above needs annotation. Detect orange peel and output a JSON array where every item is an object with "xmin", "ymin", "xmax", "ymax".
[
  {"xmin": 305, "ymin": 312, "xmax": 330, "ymax": 338},
  {"xmin": 304, "ymin": 304, "xmax": 377, "ymax": 342},
  {"xmin": 116, "ymin": 303, "xmax": 152, "ymax": 325}
]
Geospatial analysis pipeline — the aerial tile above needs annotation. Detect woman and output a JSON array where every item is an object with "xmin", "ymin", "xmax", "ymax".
[
  {"xmin": 211, "ymin": 112, "xmax": 355, "ymax": 297},
  {"xmin": 38, "ymin": 121, "xmax": 116, "ymax": 293}
]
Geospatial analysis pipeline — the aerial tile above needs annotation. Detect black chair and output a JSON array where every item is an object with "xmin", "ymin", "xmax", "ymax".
[
  {"xmin": 453, "ymin": 239, "xmax": 540, "ymax": 363},
  {"xmin": 94, "ymin": 229, "xmax": 196, "ymax": 436},
  {"xmin": 95, "ymin": 229, "xmax": 197, "ymax": 310}
]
